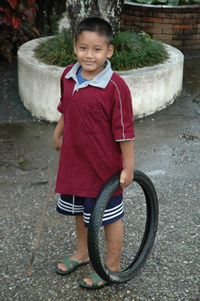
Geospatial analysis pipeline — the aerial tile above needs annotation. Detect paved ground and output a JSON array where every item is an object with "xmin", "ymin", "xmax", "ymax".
[{"xmin": 0, "ymin": 54, "xmax": 199, "ymax": 301}]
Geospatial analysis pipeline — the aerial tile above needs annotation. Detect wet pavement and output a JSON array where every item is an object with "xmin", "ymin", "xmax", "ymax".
[{"xmin": 0, "ymin": 54, "xmax": 200, "ymax": 300}]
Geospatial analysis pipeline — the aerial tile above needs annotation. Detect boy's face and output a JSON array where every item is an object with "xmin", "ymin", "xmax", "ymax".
[{"xmin": 74, "ymin": 31, "xmax": 114, "ymax": 80}]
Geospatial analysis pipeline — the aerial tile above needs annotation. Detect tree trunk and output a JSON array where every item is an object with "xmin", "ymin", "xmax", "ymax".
[{"xmin": 66, "ymin": 0, "xmax": 124, "ymax": 37}]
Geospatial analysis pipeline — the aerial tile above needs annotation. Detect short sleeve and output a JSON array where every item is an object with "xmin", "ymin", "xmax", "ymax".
[
  {"xmin": 111, "ymin": 78, "xmax": 135, "ymax": 141},
  {"xmin": 57, "ymin": 71, "xmax": 64, "ymax": 113},
  {"xmin": 57, "ymin": 101, "xmax": 63, "ymax": 113}
]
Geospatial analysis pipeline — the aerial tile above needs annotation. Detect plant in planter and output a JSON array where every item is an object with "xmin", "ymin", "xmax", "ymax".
[{"xmin": 35, "ymin": 30, "xmax": 168, "ymax": 71}]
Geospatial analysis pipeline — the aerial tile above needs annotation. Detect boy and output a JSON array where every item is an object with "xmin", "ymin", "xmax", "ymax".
[{"xmin": 53, "ymin": 17, "xmax": 135, "ymax": 289}]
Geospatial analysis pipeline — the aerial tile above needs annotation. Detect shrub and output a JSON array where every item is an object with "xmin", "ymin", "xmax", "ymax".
[
  {"xmin": 35, "ymin": 30, "xmax": 168, "ymax": 71},
  {"xmin": 35, "ymin": 0, "xmax": 66, "ymax": 36},
  {"xmin": 0, "ymin": 0, "xmax": 39, "ymax": 61}
]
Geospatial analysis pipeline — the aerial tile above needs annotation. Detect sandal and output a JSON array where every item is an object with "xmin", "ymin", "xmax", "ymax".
[
  {"xmin": 56, "ymin": 258, "xmax": 90, "ymax": 275},
  {"xmin": 80, "ymin": 272, "xmax": 110, "ymax": 289}
]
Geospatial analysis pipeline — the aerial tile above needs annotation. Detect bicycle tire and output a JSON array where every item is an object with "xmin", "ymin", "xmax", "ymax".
[{"xmin": 88, "ymin": 170, "xmax": 159, "ymax": 284}]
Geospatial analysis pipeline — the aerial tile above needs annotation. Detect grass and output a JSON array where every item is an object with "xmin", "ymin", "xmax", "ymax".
[{"xmin": 35, "ymin": 30, "xmax": 168, "ymax": 71}]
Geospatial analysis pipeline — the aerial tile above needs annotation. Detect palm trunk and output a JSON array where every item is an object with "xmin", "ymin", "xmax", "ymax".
[{"xmin": 66, "ymin": 0, "xmax": 124, "ymax": 36}]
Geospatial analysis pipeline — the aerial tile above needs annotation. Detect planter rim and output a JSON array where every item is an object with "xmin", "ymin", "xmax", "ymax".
[
  {"xmin": 125, "ymin": 0, "xmax": 200, "ymax": 8},
  {"xmin": 18, "ymin": 37, "xmax": 184, "ymax": 122}
]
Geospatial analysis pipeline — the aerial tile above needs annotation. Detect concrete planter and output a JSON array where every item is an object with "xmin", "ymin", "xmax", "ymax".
[{"xmin": 18, "ymin": 37, "xmax": 184, "ymax": 122}]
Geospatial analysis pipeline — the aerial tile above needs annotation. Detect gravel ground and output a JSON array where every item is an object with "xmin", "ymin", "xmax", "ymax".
[{"xmin": 0, "ymin": 56, "xmax": 199, "ymax": 300}]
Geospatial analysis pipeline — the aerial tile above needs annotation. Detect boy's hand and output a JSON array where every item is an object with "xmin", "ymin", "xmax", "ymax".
[
  {"xmin": 53, "ymin": 135, "xmax": 62, "ymax": 151},
  {"xmin": 120, "ymin": 169, "xmax": 133, "ymax": 188},
  {"xmin": 119, "ymin": 140, "xmax": 134, "ymax": 188},
  {"xmin": 53, "ymin": 114, "xmax": 64, "ymax": 151}
]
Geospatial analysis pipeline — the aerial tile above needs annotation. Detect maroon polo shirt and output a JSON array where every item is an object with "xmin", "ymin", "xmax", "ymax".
[{"xmin": 55, "ymin": 61, "xmax": 135, "ymax": 198}]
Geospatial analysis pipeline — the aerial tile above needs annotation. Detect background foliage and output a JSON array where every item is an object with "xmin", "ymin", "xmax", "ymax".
[
  {"xmin": 35, "ymin": 0, "xmax": 66, "ymax": 36},
  {"xmin": 0, "ymin": 0, "xmax": 66, "ymax": 61},
  {"xmin": 0, "ymin": 0, "xmax": 39, "ymax": 61}
]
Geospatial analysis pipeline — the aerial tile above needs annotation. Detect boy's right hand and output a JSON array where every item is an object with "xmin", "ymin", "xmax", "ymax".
[
  {"xmin": 53, "ymin": 115, "xmax": 64, "ymax": 151},
  {"xmin": 53, "ymin": 135, "xmax": 62, "ymax": 151}
]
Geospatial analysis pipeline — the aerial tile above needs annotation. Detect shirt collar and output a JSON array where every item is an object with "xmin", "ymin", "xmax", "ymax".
[{"xmin": 65, "ymin": 59, "xmax": 113, "ymax": 90}]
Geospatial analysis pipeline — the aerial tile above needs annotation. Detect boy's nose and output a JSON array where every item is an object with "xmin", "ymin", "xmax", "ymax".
[{"xmin": 86, "ymin": 49, "xmax": 93, "ymax": 58}]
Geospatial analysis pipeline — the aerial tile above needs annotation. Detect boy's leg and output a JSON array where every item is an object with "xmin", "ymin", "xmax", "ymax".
[
  {"xmin": 83, "ymin": 218, "xmax": 123, "ymax": 286},
  {"xmin": 104, "ymin": 218, "xmax": 123, "ymax": 271},
  {"xmin": 57, "ymin": 215, "xmax": 89, "ymax": 272}
]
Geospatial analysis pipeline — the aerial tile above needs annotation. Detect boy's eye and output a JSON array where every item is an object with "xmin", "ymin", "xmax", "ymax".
[
  {"xmin": 95, "ymin": 48, "xmax": 101, "ymax": 52},
  {"xmin": 80, "ymin": 46, "xmax": 86, "ymax": 50}
]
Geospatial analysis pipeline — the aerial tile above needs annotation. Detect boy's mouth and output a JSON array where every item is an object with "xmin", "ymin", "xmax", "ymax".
[{"xmin": 84, "ymin": 61, "xmax": 95, "ymax": 65}]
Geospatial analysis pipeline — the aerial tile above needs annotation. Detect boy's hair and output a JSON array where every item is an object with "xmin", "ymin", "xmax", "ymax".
[{"xmin": 75, "ymin": 17, "xmax": 113, "ymax": 44}]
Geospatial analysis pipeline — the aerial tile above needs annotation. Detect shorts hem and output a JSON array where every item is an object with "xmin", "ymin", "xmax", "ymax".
[
  {"xmin": 56, "ymin": 206, "xmax": 83, "ymax": 216},
  {"xmin": 84, "ymin": 212, "xmax": 124, "ymax": 228}
]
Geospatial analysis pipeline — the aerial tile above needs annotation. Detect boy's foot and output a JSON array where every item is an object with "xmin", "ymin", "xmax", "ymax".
[
  {"xmin": 80, "ymin": 273, "xmax": 110, "ymax": 289},
  {"xmin": 56, "ymin": 258, "xmax": 90, "ymax": 275}
]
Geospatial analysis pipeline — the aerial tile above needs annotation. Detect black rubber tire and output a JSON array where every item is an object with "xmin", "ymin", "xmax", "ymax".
[{"xmin": 87, "ymin": 170, "xmax": 159, "ymax": 284}]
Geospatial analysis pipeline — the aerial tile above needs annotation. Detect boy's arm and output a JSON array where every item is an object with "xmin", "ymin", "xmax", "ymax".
[
  {"xmin": 119, "ymin": 140, "xmax": 134, "ymax": 188},
  {"xmin": 53, "ymin": 114, "xmax": 64, "ymax": 151}
]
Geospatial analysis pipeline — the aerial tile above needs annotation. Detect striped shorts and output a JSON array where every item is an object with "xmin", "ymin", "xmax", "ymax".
[{"xmin": 57, "ymin": 194, "xmax": 124, "ymax": 227}]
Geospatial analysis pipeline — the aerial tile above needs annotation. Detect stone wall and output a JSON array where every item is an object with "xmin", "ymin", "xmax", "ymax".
[{"xmin": 120, "ymin": 1, "xmax": 200, "ymax": 51}]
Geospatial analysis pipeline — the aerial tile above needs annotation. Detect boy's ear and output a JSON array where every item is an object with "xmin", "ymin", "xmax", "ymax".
[
  {"xmin": 107, "ymin": 44, "xmax": 114, "ymax": 58},
  {"xmin": 73, "ymin": 41, "xmax": 77, "ymax": 55}
]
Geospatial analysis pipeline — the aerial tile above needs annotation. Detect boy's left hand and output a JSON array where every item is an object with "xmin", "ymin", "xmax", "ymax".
[{"xmin": 120, "ymin": 169, "xmax": 133, "ymax": 188}]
